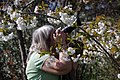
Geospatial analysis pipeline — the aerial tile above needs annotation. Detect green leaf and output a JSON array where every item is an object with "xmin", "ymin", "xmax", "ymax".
[
  {"xmin": 0, "ymin": 28, "xmax": 4, "ymax": 32},
  {"xmin": 42, "ymin": 1, "xmax": 44, "ymax": 6},
  {"xmin": 40, "ymin": 50, "xmax": 50, "ymax": 56},
  {"xmin": 50, "ymin": 46, "xmax": 53, "ymax": 51},
  {"xmin": 44, "ymin": 4, "xmax": 48, "ymax": 7},
  {"xmin": 110, "ymin": 46, "xmax": 118, "ymax": 54},
  {"xmin": 39, "ymin": 6, "xmax": 43, "ymax": 9}
]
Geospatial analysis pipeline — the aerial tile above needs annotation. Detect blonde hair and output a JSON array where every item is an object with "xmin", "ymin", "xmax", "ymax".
[
  {"xmin": 30, "ymin": 25, "xmax": 54, "ymax": 52},
  {"xmin": 27, "ymin": 25, "xmax": 54, "ymax": 61}
]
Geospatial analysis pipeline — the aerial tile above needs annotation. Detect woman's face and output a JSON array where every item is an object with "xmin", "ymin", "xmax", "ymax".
[
  {"xmin": 50, "ymin": 32, "xmax": 55, "ymax": 45},
  {"xmin": 46, "ymin": 30, "xmax": 56, "ymax": 47}
]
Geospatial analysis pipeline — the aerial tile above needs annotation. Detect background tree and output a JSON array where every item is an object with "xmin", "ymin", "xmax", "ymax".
[{"xmin": 0, "ymin": 0, "xmax": 120, "ymax": 80}]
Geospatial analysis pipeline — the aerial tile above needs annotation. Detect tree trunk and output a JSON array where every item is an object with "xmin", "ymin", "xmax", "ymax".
[{"xmin": 17, "ymin": 30, "xmax": 27, "ymax": 80}]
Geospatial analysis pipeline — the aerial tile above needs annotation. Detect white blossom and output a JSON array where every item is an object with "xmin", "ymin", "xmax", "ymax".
[
  {"xmin": 16, "ymin": 17, "xmax": 23, "ymax": 24},
  {"xmin": 8, "ymin": 32, "xmax": 15, "ymax": 40},
  {"xmin": 55, "ymin": 48, "xmax": 60, "ymax": 53},
  {"xmin": 98, "ymin": 21, "xmax": 105, "ymax": 28},
  {"xmin": 17, "ymin": 23, "xmax": 26, "ymax": 30},
  {"xmin": 16, "ymin": 17, "xmax": 26, "ymax": 30},
  {"xmin": 28, "ymin": 17, "xmax": 38, "ymax": 29},
  {"xmin": 0, "ymin": 32, "xmax": 16, "ymax": 41},
  {"xmin": 47, "ymin": 11, "xmax": 61, "ymax": 25},
  {"xmin": 1, "ymin": 20, "xmax": 4, "ymax": 24},
  {"xmin": 114, "ymin": 52, "xmax": 120, "ymax": 59},
  {"xmin": 7, "ymin": 6, "xmax": 13, "ymax": 15},
  {"xmin": 115, "ymin": 35, "xmax": 120, "ymax": 41},
  {"xmin": 118, "ymin": 74, "xmax": 120, "ymax": 79},
  {"xmin": 83, "ymin": 0, "xmax": 90, "ymax": 4},
  {"xmin": 63, "ymin": 5, "xmax": 73, "ymax": 11},
  {"xmin": 59, "ymin": 52, "xmax": 71, "ymax": 61},
  {"xmin": 14, "ymin": 0, "xmax": 22, "ymax": 6},
  {"xmin": 71, "ymin": 54, "xmax": 81, "ymax": 62},
  {"xmin": 8, "ymin": 22, "xmax": 15, "ymax": 30},
  {"xmin": 60, "ymin": 12, "xmax": 76, "ymax": 26},
  {"xmin": 14, "ymin": 0, "xmax": 19, "ymax": 6},
  {"xmin": 97, "ymin": 52, "xmax": 103, "ymax": 57},
  {"xmin": 83, "ymin": 49, "xmax": 88, "ymax": 55},
  {"xmin": 2, "ymin": 5, "xmax": 7, "ymax": 11},
  {"xmin": 0, "ymin": 32, "xmax": 3, "ymax": 37},
  {"xmin": 10, "ymin": 12, "xmax": 21, "ymax": 20},
  {"xmin": 67, "ymin": 47, "xmax": 75, "ymax": 55},
  {"xmin": 107, "ymin": 30, "xmax": 113, "ymax": 33},
  {"xmin": 47, "ymin": 18, "xmax": 53, "ymax": 24},
  {"xmin": 2, "ymin": 36, "xmax": 9, "ymax": 41},
  {"xmin": 1, "ymin": 20, "xmax": 6, "ymax": 28},
  {"xmin": 34, "ymin": 6, "xmax": 39, "ymax": 13},
  {"xmin": 97, "ymin": 21, "xmax": 106, "ymax": 34},
  {"xmin": 32, "ymin": 17, "xmax": 38, "ymax": 24},
  {"xmin": 53, "ymin": 20, "xmax": 61, "ymax": 25},
  {"xmin": 83, "ymin": 57, "xmax": 87, "ymax": 63},
  {"xmin": 29, "ymin": 24, "xmax": 35, "ymax": 29}
]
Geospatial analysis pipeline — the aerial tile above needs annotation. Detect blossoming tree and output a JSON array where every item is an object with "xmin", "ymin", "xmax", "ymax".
[{"xmin": 0, "ymin": 0, "xmax": 120, "ymax": 80}]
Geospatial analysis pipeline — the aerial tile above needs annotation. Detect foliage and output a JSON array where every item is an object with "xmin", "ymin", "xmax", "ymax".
[
  {"xmin": 0, "ymin": 0, "xmax": 120, "ymax": 80},
  {"xmin": 0, "ymin": 38, "xmax": 23, "ymax": 80}
]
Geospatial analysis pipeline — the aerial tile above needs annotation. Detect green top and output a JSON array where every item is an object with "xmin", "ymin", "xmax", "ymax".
[{"xmin": 26, "ymin": 52, "xmax": 59, "ymax": 80}]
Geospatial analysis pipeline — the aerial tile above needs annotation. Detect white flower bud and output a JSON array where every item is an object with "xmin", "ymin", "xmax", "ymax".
[
  {"xmin": 118, "ymin": 74, "xmax": 120, "ymax": 79},
  {"xmin": 98, "ymin": 21, "xmax": 105, "ymax": 28},
  {"xmin": 0, "ymin": 32, "xmax": 3, "ymax": 37},
  {"xmin": 34, "ymin": 6, "xmax": 39, "ymax": 13},
  {"xmin": 83, "ymin": 50, "xmax": 88, "ymax": 55}
]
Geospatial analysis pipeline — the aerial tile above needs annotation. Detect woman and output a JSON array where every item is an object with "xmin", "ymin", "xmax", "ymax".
[{"xmin": 26, "ymin": 25, "xmax": 72, "ymax": 80}]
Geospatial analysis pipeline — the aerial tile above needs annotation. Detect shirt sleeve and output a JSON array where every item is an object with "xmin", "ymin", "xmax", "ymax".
[{"xmin": 34, "ymin": 54, "xmax": 50, "ymax": 69}]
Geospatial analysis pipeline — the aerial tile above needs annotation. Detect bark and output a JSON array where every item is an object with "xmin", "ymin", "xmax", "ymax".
[{"xmin": 17, "ymin": 30, "xmax": 27, "ymax": 80}]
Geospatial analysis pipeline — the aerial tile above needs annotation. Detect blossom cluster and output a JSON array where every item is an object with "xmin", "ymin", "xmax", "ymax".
[
  {"xmin": 47, "ymin": 5, "xmax": 77, "ymax": 26},
  {"xmin": 0, "ymin": 32, "xmax": 16, "ymax": 41},
  {"xmin": 0, "ymin": 2, "xmax": 38, "ymax": 41}
]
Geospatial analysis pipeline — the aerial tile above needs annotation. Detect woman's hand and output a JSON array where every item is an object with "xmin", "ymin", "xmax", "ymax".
[{"xmin": 53, "ymin": 27, "xmax": 67, "ymax": 45}]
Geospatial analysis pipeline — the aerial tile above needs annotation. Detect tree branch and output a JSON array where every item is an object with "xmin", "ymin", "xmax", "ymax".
[
  {"xmin": 78, "ymin": 25, "xmax": 120, "ymax": 71},
  {"xmin": 21, "ymin": 0, "xmax": 35, "ymax": 11},
  {"xmin": 20, "ymin": 12, "xmax": 67, "ymax": 26}
]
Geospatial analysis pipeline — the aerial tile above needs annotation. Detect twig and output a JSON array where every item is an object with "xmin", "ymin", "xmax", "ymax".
[
  {"xmin": 20, "ymin": 12, "xmax": 67, "ymax": 26},
  {"xmin": 21, "ymin": 0, "xmax": 37, "ymax": 11}
]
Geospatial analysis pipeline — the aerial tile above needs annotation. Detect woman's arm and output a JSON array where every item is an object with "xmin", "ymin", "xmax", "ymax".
[
  {"xmin": 41, "ymin": 27, "xmax": 72, "ymax": 75},
  {"xmin": 42, "ymin": 60, "xmax": 72, "ymax": 75},
  {"xmin": 41, "ymin": 53, "xmax": 72, "ymax": 75}
]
